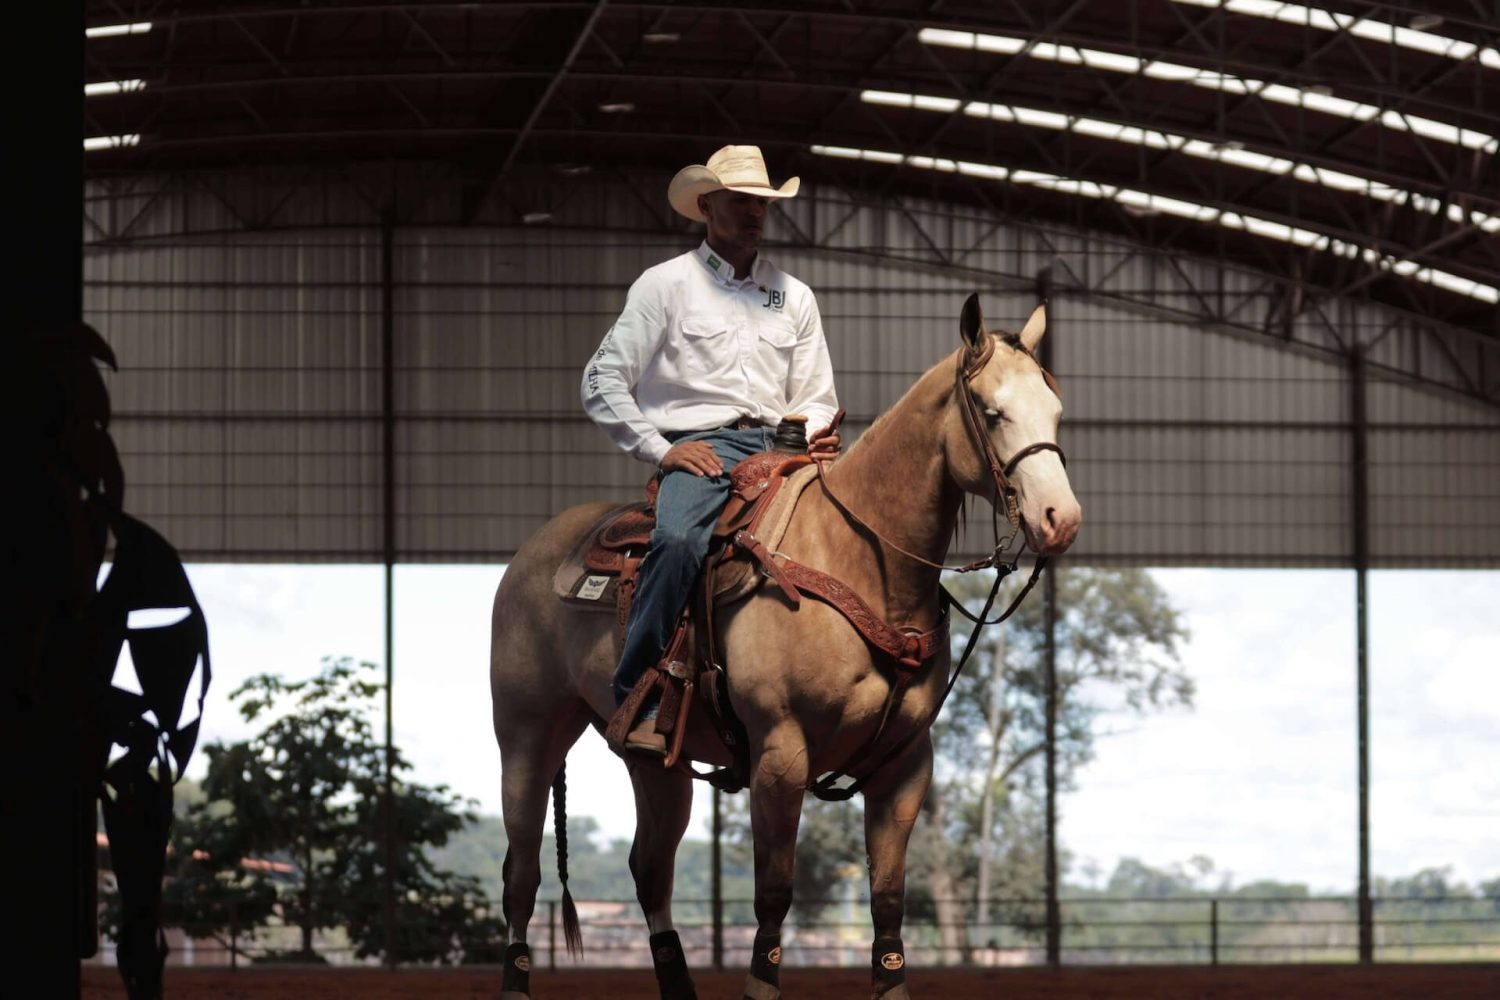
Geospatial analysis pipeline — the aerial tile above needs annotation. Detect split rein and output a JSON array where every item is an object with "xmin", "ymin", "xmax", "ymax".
[{"xmin": 804, "ymin": 335, "xmax": 1065, "ymax": 801}]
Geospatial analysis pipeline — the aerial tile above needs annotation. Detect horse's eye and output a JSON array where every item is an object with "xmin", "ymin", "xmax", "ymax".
[{"xmin": 984, "ymin": 407, "xmax": 1003, "ymax": 422}]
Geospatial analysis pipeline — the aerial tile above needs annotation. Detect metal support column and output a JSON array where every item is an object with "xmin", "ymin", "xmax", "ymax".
[
  {"xmin": 1350, "ymin": 348, "xmax": 1373, "ymax": 963},
  {"xmin": 1037, "ymin": 266, "xmax": 1062, "ymax": 968},
  {"xmin": 381, "ymin": 209, "xmax": 399, "ymax": 967},
  {"xmin": 1043, "ymin": 564, "xmax": 1061, "ymax": 967}
]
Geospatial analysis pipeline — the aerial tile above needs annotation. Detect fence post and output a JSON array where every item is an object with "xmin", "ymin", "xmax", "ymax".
[
  {"xmin": 712, "ymin": 786, "xmax": 724, "ymax": 972},
  {"xmin": 229, "ymin": 901, "xmax": 239, "ymax": 971},
  {"xmin": 1210, "ymin": 899, "xmax": 1218, "ymax": 966},
  {"xmin": 548, "ymin": 900, "xmax": 557, "ymax": 972}
]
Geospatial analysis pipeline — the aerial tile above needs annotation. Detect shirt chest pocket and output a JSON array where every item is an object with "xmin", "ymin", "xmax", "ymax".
[
  {"xmin": 676, "ymin": 315, "xmax": 732, "ymax": 373},
  {"xmin": 755, "ymin": 318, "xmax": 798, "ymax": 380}
]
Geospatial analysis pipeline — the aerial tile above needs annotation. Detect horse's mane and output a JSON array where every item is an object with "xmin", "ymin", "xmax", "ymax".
[
  {"xmin": 838, "ymin": 343, "xmax": 968, "ymax": 463},
  {"xmin": 835, "ymin": 334, "xmax": 1024, "ymax": 555}
]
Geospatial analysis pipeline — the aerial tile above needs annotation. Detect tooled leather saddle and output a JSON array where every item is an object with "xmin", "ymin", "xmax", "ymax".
[
  {"xmin": 553, "ymin": 451, "xmax": 815, "ymax": 777},
  {"xmin": 554, "ymin": 444, "xmax": 949, "ymax": 791}
]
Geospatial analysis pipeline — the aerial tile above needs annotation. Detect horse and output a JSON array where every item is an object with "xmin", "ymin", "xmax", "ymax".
[{"xmin": 489, "ymin": 294, "xmax": 1081, "ymax": 999}]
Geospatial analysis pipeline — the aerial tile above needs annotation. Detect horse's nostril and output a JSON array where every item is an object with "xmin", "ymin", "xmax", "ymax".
[{"xmin": 1045, "ymin": 506, "xmax": 1058, "ymax": 529}]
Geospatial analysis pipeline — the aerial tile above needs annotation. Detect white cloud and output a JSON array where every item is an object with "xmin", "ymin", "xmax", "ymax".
[{"xmin": 1066, "ymin": 569, "xmax": 1499, "ymax": 891}]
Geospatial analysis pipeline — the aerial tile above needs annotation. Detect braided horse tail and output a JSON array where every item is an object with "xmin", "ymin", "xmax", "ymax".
[{"xmin": 552, "ymin": 763, "xmax": 584, "ymax": 956}]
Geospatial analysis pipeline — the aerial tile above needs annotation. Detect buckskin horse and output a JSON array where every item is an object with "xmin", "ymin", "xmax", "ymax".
[{"xmin": 489, "ymin": 294, "xmax": 1081, "ymax": 999}]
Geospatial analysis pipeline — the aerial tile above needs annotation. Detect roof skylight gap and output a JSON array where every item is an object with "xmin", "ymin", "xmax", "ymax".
[
  {"xmin": 85, "ymin": 22, "xmax": 152, "ymax": 38},
  {"xmin": 918, "ymin": 27, "xmax": 1499, "ymax": 154},
  {"xmin": 858, "ymin": 89, "xmax": 1499, "ymax": 235},
  {"xmin": 85, "ymin": 80, "xmax": 148, "ymax": 97},
  {"xmin": 1169, "ymin": 0, "xmax": 1500, "ymax": 71},
  {"xmin": 83, "ymin": 134, "xmax": 142, "ymax": 152},
  {"xmin": 808, "ymin": 142, "xmax": 1498, "ymax": 304}
]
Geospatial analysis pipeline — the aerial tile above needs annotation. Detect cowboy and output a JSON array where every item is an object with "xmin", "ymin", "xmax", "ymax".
[{"xmin": 582, "ymin": 145, "xmax": 841, "ymax": 755}]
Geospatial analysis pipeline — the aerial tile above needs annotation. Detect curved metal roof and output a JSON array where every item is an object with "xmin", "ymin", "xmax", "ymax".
[{"xmin": 84, "ymin": 1, "xmax": 1498, "ymax": 337}]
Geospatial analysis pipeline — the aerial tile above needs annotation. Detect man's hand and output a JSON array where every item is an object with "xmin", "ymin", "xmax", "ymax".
[
  {"xmin": 808, "ymin": 430, "xmax": 840, "ymax": 458},
  {"xmin": 808, "ymin": 415, "xmax": 843, "ymax": 459},
  {"xmin": 660, "ymin": 440, "xmax": 724, "ymax": 477}
]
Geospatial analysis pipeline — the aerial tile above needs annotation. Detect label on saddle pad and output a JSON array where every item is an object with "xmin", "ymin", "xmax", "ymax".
[
  {"xmin": 575, "ymin": 575, "xmax": 610, "ymax": 601},
  {"xmin": 552, "ymin": 463, "xmax": 821, "ymax": 609}
]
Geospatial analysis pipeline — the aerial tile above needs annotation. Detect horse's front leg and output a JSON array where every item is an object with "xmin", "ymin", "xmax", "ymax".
[
  {"xmin": 742, "ymin": 725, "xmax": 810, "ymax": 1000},
  {"xmin": 628, "ymin": 759, "xmax": 698, "ymax": 1000},
  {"xmin": 862, "ymin": 734, "xmax": 933, "ymax": 1000}
]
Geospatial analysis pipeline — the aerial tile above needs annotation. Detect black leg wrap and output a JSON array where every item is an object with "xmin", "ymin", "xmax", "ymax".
[
  {"xmin": 501, "ymin": 941, "xmax": 532, "ymax": 996},
  {"xmin": 872, "ymin": 936, "xmax": 906, "ymax": 996},
  {"xmin": 749, "ymin": 931, "xmax": 783, "ymax": 988},
  {"xmin": 650, "ymin": 930, "xmax": 697, "ymax": 1000}
]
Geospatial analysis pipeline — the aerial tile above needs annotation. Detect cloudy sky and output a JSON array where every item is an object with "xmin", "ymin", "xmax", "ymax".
[{"xmin": 150, "ymin": 562, "xmax": 1498, "ymax": 896}]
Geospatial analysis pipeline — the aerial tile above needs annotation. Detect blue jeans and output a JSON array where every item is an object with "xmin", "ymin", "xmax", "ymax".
[{"xmin": 613, "ymin": 426, "xmax": 775, "ymax": 706}]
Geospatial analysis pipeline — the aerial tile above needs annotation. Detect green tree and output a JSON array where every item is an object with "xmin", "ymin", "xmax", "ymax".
[
  {"xmin": 1377, "ymin": 867, "xmax": 1460, "ymax": 899},
  {"xmin": 340, "ymin": 781, "xmax": 506, "ymax": 963},
  {"xmin": 102, "ymin": 799, "xmax": 281, "ymax": 962},
  {"xmin": 915, "ymin": 565, "xmax": 1192, "ymax": 956},
  {"xmin": 177, "ymin": 656, "xmax": 499, "ymax": 963}
]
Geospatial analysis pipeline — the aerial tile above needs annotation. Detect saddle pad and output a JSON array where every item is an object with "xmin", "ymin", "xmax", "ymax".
[
  {"xmin": 552, "ymin": 505, "xmax": 637, "ymax": 610},
  {"xmin": 552, "ymin": 463, "xmax": 821, "ymax": 611}
]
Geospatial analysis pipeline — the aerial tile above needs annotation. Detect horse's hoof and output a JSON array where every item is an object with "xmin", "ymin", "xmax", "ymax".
[
  {"xmin": 650, "ymin": 928, "xmax": 697, "ymax": 999},
  {"xmin": 500, "ymin": 941, "xmax": 531, "ymax": 998},
  {"xmin": 742, "ymin": 974, "xmax": 781, "ymax": 1000}
]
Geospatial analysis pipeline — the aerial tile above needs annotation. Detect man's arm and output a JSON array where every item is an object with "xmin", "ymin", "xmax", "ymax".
[
  {"xmin": 581, "ymin": 275, "xmax": 674, "ymax": 466},
  {"xmin": 784, "ymin": 287, "xmax": 839, "ymax": 446}
]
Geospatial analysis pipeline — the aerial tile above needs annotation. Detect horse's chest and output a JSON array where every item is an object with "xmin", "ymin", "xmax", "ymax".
[{"xmin": 721, "ymin": 593, "xmax": 947, "ymax": 758}]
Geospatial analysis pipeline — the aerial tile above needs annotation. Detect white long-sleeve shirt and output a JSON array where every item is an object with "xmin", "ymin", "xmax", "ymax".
[{"xmin": 582, "ymin": 242, "xmax": 838, "ymax": 466}]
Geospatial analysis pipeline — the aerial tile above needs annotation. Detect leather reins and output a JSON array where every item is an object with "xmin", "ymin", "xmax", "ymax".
[{"xmin": 802, "ymin": 331, "xmax": 1069, "ymax": 802}]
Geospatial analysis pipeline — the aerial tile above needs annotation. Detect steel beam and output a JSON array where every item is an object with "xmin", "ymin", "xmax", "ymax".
[
  {"xmin": 79, "ymin": 170, "xmax": 1500, "ymax": 406},
  {"xmin": 468, "ymin": 0, "xmax": 609, "ymax": 222}
]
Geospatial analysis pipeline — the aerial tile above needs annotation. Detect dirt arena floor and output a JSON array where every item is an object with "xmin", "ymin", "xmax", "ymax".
[{"xmin": 83, "ymin": 963, "xmax": 1500, "ymax": 998}]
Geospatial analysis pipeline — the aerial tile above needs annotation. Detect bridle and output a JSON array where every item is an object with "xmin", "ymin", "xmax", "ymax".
[
  {"xmin": 952, "ymin": 330, "xmax": 1067, "ymax": 564},
  {"xmin": 815, "ymin": 329, "xmax": 1067, "ymax": 574}
]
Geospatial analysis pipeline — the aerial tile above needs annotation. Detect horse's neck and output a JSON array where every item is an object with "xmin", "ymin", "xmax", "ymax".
[{"xmin": 818, "ymin": 361, "xmax": 962, "ymax": 617}]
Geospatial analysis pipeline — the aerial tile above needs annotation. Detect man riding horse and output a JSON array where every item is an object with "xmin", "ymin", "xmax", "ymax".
[
  {"xmin": 581, "ymin": 144, "xmax": 841, "ymax": 755},
  {"xmin": 494, "ymin": 147, "xmax": 1080, "ymax": 1000}
]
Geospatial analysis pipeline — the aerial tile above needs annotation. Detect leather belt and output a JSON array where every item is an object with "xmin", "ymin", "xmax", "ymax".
[
  {"xmin": 723, "ymin": 416, "xmax": 763, "ymax": 430},
  {"xmin": 665, "ymin": 417, "xmax": 766, "ymax": 442}
]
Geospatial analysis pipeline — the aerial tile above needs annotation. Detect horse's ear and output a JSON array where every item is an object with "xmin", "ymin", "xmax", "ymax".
[
  {"xmin": 960, "ymin": 293, "xmax": 985, "ymax": 350},
  {"xmin": 1018, "ymin": 303, "xmax": 1047, "ymax": 352}
]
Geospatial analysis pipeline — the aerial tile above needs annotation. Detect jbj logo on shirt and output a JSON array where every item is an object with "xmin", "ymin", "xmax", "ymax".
[{"xmin": 762, "ymin": 287, "xmax": 785, "ymax": 311}]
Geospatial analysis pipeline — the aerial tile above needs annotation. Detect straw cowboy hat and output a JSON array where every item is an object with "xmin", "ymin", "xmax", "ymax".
[{"xmin": 667, "ymin": 145, "xmax": 800, "ymax": 222}]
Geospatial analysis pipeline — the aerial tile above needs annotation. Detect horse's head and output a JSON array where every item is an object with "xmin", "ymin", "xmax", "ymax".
[{"xmin": 947, "ymin": 294, "xmax": 1082, "ymax": 556}]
